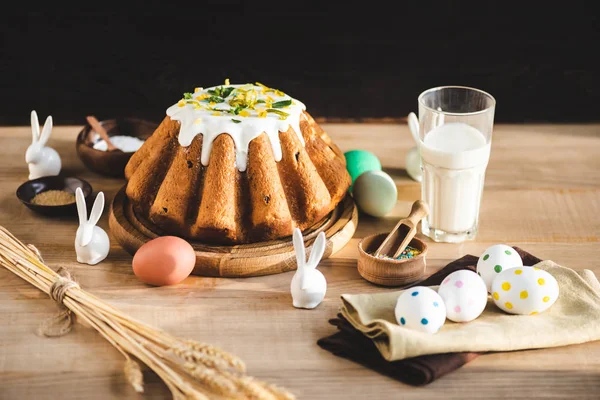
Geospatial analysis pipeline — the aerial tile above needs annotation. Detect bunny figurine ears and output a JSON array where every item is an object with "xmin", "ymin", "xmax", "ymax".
[
  {"xmin": 75, "ymin": 187, "xmax": 110, "ymax": 265},
  {"xmin": 26, "ymin": 110, "xmax": 62, "ymax": 180},
  {"xmin": 290, "ymin": 228, "xmax": 327, "ymax": 309}
]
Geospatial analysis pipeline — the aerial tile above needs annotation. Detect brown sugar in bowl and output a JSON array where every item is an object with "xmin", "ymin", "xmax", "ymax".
[
  {"xmin": 357, "ymin": 232, "xmax": 428, "ymax": 287},
  {"xmin": 76, "ymin": 118, "xmax": 158, "ymax": 177},
  {"xmin": 16, "ymin": 175, "xmax": 93, "ymax": 217}
]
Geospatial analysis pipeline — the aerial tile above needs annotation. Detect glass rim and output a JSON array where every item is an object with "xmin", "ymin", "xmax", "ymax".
[{"xmin": 418, "ymin": 85, "xmax": 496, "ymax": 116}]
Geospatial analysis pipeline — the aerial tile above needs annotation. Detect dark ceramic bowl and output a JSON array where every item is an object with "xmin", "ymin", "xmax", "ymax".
[
  {"xmin": 76, "ymin": 117, "xmax": 157, "ymax": 177},
  {"xmin": 16, "ymin": 175, "xmax": 93, "ymax": 217}
]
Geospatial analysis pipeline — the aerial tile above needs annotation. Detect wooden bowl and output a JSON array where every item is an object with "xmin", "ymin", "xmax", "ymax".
[
  {"xmin": 76, "ymin": 117, "xmax": 157, "ymax": 177},
  {"xmin": 357, "ymin": 232, "xmax": 428, "ymax": 287},
  {"xmin": 16, "ymin": 175, "xmax": 93, "ymax": 217}
]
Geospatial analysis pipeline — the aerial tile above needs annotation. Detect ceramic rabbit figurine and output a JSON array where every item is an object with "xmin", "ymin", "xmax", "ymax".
[
  {"xmin": 26, "ymin": 110, "xmax": 62, "ymax": 180},
  {"xmin": 405, "ymin": 112, "xmax": 422, "ymax": 182},
  {"xmin": 290, "ymin": 228, "xmax": 327, "ymax": 309},
  {"xmin": 75, "ymin": 187, "xmax": 110, "ymax": 265}
]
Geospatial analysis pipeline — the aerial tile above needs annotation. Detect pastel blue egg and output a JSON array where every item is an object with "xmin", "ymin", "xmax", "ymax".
[{"xmin": 352, "ymin": 170, "xmax": 397, "ymax": 217}]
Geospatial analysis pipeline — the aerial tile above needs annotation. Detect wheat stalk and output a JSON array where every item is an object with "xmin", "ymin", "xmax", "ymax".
[{"xmin": 0, "ymin": 226, "xmax": 294, "ymax": 400}]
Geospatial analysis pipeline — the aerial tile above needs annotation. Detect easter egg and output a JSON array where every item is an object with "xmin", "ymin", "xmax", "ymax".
[
  {"xmin": 476, "ymin": 244, "xmax": 523, "ymax": 292},
  {"xmin": 438, "ymin": 270, "xmax": 488, "ymax": 322},
  {"xmin": 491, "ymin": 267, "xmax": 559, "ymax": 315},
  {"xmin": 352, "ymin": 170, "xmax": 397, "ymax": 217},
  {"xmin": 132, "ymin": 236, "xmax": 196, "ymax": 286},
  {"xmin": 344, "ymin": 150, "xmax": 382, "ymax": 191},
  {"xmin": 395, "ymin": 286, "xmax": 446, "ymax": 334}
]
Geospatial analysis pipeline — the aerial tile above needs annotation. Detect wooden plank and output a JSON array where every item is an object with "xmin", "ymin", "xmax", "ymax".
[
  {"xmin": 354, "ymin": 188, "xmax": 600, "ymax": 244},
  {"xmin": 327, "ymin": 123, "xmax": 600, "ymax": 188},
  {"xmin": 1, "ymin": 124, "xmax": 599, "ymax": 399}
]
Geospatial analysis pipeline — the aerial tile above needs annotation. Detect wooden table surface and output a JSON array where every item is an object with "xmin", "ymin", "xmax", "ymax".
[{"xmin": 1, "ymin": 123, "xmax": 599, "ymax": 399}]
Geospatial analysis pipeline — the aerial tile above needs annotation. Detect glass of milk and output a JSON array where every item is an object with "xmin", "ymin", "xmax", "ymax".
[{"xmin": 417, "ymin": 86, "xmax": 496, "ymax": 243}]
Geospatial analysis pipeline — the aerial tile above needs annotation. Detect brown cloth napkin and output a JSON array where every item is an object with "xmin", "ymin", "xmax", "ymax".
[
  {"xmin": 318, "ymin": 314, "xmax": 480, "ymax": 386},
  {"xmin": 317, "ymin": 247, "xmax": 542, "ymax": 386}
]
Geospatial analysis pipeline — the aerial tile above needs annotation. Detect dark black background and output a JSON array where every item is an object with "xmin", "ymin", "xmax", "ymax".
[{"xmin": 0, "ymin": 3, "xmax": 598, "ymax": 125}]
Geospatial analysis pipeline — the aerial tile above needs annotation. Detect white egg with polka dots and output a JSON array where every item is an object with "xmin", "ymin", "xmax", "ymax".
[
  {"xmin": 477, "ymin": 244, "xmax": 523, "ymax": 292},
  {"xmin": 394, "ymin": 286, "xmax": 446, "ymax": 334},
  {"xmin": 438, "ymin": 270, "xmax": 488, "ymax": 322},
  {"xmin": 491, "ymin": 266, "xmax": 559, "ymax": 315}
]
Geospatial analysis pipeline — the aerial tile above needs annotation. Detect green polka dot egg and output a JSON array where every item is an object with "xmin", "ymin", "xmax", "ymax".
[
  {"xmin": 476, "ymin": 244, "xmax": 523, "ymax": 292},
  {"xmin": 491, "ymin": 266, "xmax": 559, "ymax": 315}
]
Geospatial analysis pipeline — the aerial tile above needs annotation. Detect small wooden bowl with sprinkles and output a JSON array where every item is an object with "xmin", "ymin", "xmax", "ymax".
[
  {"xmin": 76, "ymin": 117, "xmax": 157, "ymax": 178},
  {"xmin": 16, "ymin": 175, "xmax": 93, "ymax": 217},
  {"xmin": 357, "ymin": 232, "xmax": 428, "ymax": 287}
]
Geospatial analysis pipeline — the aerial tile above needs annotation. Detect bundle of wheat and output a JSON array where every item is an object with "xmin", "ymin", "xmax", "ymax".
[{"xmin": 0, "ymin": 226, "xmax": 294, "ymax": 400}]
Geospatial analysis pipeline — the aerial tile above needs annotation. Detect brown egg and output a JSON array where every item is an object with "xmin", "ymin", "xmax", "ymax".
[{"xmin": 132, "ymin": 236, "xmax": 196, "ymax": 286}]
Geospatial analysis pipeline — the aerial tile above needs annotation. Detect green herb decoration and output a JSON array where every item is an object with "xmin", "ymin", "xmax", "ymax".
[
  {"xmin": 213, "ymin": 106, "xmax": 245, "ymax": 116},
  {"xmin": 183, "ymin": 92, "xmax": 193, "ymax": 100},
  {"xmin": 205, "ymin": 95, "xmax": 225, "ymax": 103},
  {"xmin": 221, "ymin": 86, "xmax": 235, "ymax": 98},
  {"xmin": 256, "ymin": 99, "xmax": 265, "ymax": 104},
  {"xmin": 267, "ymin": 109, "xmax": 289, "ymax": 118},
  {"xmin": 231, "ymin": 119, "xmax": 242, "ymax": 123},
  {"xmin": 271, "ymin": 100, "xmax": 292, "ymax": 108},
  {"xmin": 231, "ymin": 105, "xmax": 246, "ymax": 115},
  {"xmin": 209, "ymin": 86, "xmax": 236, "ymax": 99}
]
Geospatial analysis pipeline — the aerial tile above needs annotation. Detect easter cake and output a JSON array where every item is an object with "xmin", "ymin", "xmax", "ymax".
[{"xmin": 124, "ymin": 81, "xmax": 351, "ymax": 245}]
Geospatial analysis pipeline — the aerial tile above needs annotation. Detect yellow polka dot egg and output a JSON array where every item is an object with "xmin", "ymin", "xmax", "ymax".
[{"xmin": 491, "ymin": 266, "xmax": 559, "ymax": 315}]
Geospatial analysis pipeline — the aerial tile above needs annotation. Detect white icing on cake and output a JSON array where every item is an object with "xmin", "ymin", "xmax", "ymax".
[{"xmin": 166, "ymin": 83, "xmax": 306, "ymax": 172}]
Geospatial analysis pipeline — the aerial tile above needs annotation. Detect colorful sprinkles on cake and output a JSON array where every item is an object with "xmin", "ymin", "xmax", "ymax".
[{"xmin": 167, "ymin": 80, "xmax": 307, "ymax": 172}]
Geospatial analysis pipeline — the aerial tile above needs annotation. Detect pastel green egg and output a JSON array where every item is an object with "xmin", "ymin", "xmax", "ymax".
[
  {"xmin": 344, "ymin": 150, "xmax": 382, "ymax": 191},
  {"xmin": 352, "ymin": 170, "xmax": 397, "ymax": 217}
]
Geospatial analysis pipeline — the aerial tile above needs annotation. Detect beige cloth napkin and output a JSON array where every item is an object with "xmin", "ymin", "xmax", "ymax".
[{"xmin": 341, "ymin": 260, "xmax": 600, "ymax": 361}]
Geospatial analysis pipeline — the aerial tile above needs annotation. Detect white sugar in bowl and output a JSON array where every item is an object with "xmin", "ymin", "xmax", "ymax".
[
  {"xmin": 395, "ymin": 286, "xmax": 446, "ymax": 334},
  {"xmin": 491, "ymin": 266, "xmax": 559, "ymax": 315},
  {"xmin": 477, "ymin": 244, "xmax": 523, "ymax": 292},
  {"xmin": 438, "ymin": 269, "xmax": 488, "ymax": 322}
]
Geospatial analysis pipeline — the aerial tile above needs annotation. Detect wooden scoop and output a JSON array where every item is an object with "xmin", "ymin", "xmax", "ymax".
[
  {"xmin": 373, "ymin": 200, "xmax": 429, "ymax": 259},
  {"xmin": 86, "ymin": 115, "xmax": 119, "ymax": 152}
]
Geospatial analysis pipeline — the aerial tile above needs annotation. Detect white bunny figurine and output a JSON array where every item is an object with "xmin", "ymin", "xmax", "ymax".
[
  {"xmin": 26, "ymin": 110, "xmax": 62, "ymax": 180},
  {"xmin": 75, "ymin": 187, "xmax": 110, "ymax": 265},
  {"xmin": 290, "ymin": 228, "xmax": 327, "ymax": 309}
]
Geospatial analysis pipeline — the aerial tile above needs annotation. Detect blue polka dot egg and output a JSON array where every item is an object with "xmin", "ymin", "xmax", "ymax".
[{"xmin": 394, "ymin": 286, "xmax": 447, "ymax": 334}]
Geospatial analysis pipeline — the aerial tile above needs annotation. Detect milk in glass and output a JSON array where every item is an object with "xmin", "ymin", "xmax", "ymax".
[{"xmin": 420, "ymin": 122, "xmax": 491, "ymax": 240}]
